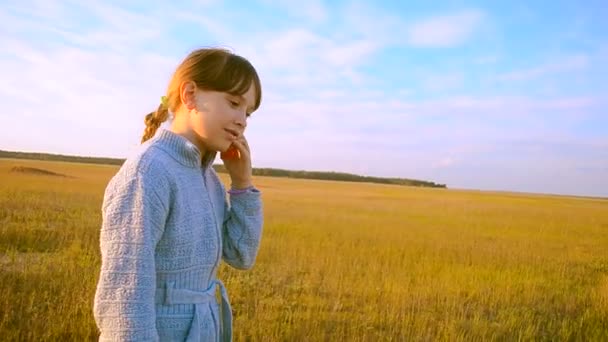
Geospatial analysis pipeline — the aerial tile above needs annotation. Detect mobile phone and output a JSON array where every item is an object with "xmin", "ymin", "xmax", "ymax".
[{"xmin": 221, "ymin": 145, "xmax": 239, "ymax": 160}]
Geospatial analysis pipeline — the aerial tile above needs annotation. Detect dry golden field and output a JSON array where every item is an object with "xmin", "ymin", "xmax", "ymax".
[{"xmin": 0, "ymin": 158, "xmax": 607, "ymax": 341}]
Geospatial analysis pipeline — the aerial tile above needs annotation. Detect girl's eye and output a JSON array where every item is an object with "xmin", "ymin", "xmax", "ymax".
[{"xmin": 229, "ymin": 100, "xmax": 239, "ymax": 107}]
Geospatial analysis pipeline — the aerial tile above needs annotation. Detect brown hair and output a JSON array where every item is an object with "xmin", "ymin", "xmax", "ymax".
[{"xmin": 141, "ymin": 48, "xmax": 262, "ymax": 143}]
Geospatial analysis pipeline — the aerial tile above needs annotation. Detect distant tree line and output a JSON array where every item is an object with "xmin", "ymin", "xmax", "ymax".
[
  {"xmin": 0, "ymin": 150, "xmax": 446, "ymax": 188},
  {"xmin": 0, "ymin": 150, "xmax": 124, "ymax": 165},
  {"xmin": 213, "ymin": 165, "xmax": 446, "ymax": 188}
]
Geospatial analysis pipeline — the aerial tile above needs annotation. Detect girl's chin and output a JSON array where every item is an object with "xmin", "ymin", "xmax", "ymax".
[
  {"xmin": 207, "ymin": 139, "xmax": 232, "ymax": 153},
  {"xmin": 223, "ymin": 139, "xmax": 236, "ymax": 151}
]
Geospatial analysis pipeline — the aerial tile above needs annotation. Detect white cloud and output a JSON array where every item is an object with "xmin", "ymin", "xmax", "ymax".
[
  {"xmin": 497, "ymin": 54, "xmax": 589, "ymax": 81},
  {"xmin": 1, "ymin": 2, "xmax": 606, "ymax": 197},
  {"xmin": 340, "ymin": 5, "xmax": 486, "ymax": 48},
  {"xmin": 325, "ymin": 40, "xmax": 379, "ymax": 66},
  {"xmin": 433, "ymin": 157, "xmax": 456, "ymax": 168},
  {"xmin": 413, "ymin": 95, "xmax": 597, "ymax": 115},
  {"xmin": 259, "ymin": 0, "xmax": 328, "ymax": 23},
  {"xmin": 341, "ymin": 2, "xmax": 403, "ymax": 43},
  {"xmin": 422, "ymin": 72, "xmax": 464, "ymax": 91},
  {"xmin": 258, "ymin": 28, "xmax": 379, "ymax": 70},
  {"xmin": 407, "ymin": 10, "xmax": 485, "ymax": 47},
  {"xmin": 0, "ymin": 2, "xmax": 179, "ymax": 156}
]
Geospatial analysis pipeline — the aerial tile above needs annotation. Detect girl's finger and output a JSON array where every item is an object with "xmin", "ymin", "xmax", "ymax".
[
  {"xmin": 236, "ymin": 136, "xmax": 250, "ymax": 152},
  {"xmin": 231, "ymin": 139, "xmax": 250, "ymax": 159},
  {"xmin": 241, "ymin": 135, "xmax": 249, "ymax": 147}
]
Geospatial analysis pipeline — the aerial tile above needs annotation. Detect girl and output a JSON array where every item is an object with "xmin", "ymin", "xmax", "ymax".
[{"xmin": 93, "ymin": 48, "xmax": 263, "ymax": 342}]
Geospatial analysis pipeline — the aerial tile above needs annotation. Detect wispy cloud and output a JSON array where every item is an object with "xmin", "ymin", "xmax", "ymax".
[
  {"xmin": 255, "ymin": 29, "xmax": 378, "ymax": 69},
  {"xmin": 1, "ymin": 1, "xmax": 607, "ymax": 197},
  {"xmin": 260, "ymin": 0, "xmax": 328, "ymax": 23},
  {"xmin": 420, "ymin": 95, "xmax": 597, "ymax": 113},
  {"xmin": 497, "ymin": 54, "xmax": 589, "ymax": 81},
  {"xmin": 422, "ymin": 72, "xmax": 465, "ymax": 91},
  {"xmin": 433, "ymin": 157, "xmax": 457, "ymax": 169},
  {"xmin": 407, "ymin": 10, "xmax": 485, "ymax": 47}
]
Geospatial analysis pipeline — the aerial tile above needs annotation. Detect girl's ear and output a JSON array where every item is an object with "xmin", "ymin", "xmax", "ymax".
[{"xmin": 179, "ymin": 81, "xmax": 197, "ymax": 110}]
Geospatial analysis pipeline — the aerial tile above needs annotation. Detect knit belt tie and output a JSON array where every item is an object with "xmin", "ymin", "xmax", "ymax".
[{"xmin": 156, "ymin": 279, "xmax": 232, "ymax": 342}]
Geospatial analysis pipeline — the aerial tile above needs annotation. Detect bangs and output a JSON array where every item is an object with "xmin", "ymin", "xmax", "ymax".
[
  {"xmin": 212, "ymin": 54, "xmax": 262, "ymax": 111},
  {"xmin": 184, "ymin": 48, "xmax": 263, "ymax": 112}
]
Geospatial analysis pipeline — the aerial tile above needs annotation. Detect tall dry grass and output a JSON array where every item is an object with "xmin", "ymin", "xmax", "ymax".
[{"xmin": 0, "ymin": 158, "xmax": 607, "ymax": 341}]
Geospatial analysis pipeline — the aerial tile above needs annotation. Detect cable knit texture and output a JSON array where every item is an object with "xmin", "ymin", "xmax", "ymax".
[{"xmin": 93, "ymin": 129, "xmax": 263, "ymax": 341}]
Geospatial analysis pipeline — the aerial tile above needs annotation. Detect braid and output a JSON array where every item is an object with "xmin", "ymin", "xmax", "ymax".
[{"xmin": 141, "ymin": 104, "xmax": 169, "ymax": 143}]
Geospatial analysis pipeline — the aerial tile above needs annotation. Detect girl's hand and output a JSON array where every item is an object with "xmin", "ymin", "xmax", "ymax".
[{"xmin": 221, "ymin": 134, "xmax": 253, "ymax": 189}]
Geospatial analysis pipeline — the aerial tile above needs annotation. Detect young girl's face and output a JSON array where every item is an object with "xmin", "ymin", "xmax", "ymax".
[{"xmin": 187, "ymin": 84, "xmax": 256, "ymax": 153}]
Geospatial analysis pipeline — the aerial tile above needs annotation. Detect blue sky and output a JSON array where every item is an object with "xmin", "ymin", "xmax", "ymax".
[{"xmin": 1, "ymin": 1, "xmax": 607, "ymax": 197}]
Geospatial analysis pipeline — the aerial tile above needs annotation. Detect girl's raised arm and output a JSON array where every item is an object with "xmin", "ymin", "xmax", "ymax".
[{"xmin": 221, "ymin": 186, "xmax": 263, "ymax": 270}]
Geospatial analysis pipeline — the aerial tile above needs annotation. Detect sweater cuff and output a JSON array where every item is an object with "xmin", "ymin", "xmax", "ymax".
[{"xmin": 227, "ymin": 186, "xmax": 259, "ymax": 195}]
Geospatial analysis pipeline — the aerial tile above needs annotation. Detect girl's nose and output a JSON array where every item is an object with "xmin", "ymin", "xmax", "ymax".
[{"xmin": 235, "ymin": 112, "xmax": 247, "ymax": 129}]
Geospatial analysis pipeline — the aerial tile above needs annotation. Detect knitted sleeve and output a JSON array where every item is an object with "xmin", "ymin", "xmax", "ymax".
[
  {"xmin": 93, "ymin": 165, "xmax": 169, "ymax": 341},
  {"xmin": 221, "ymin": 187, "xmax": 264, "ymax": 270}
]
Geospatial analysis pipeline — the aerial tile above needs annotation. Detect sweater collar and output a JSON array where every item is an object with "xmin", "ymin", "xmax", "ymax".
[{"xmin": 152, "ymin": 128, "xmax": 217, "ymax": 169}]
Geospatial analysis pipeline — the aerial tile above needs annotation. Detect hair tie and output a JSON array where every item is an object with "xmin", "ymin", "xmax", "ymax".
[{"xmin": 160, "ymin": 95, "xmax": 168, "ymax": 109}]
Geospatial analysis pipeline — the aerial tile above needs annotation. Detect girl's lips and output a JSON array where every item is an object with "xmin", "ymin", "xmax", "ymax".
[{"xmin": 224, "ymin": 128, "xmax": 239, "ymax": 139}]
